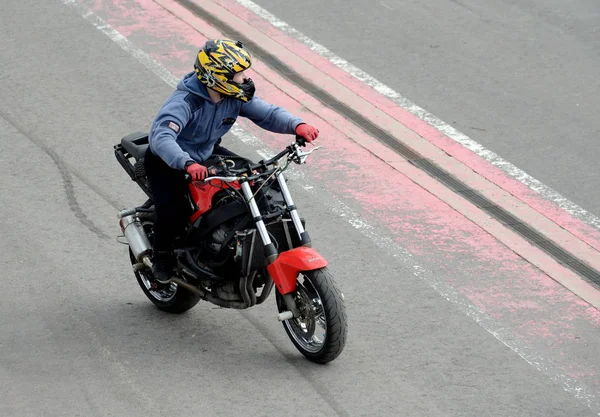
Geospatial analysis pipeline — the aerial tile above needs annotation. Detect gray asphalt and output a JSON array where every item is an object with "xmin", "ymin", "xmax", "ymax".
[
  {"xmin": 251, "ymin": 0, "xmax": 600, "ymax": 218},
  {"xmin": 0, "ymin": 0, "xmax": 598, "ymax": 416}
]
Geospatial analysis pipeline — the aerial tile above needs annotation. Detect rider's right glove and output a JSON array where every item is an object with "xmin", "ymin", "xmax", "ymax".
[
  {"xmin": 185, "ymin": 161, "xmax": 209, "ymax": 181},
  {"xmin": 295, "ymin": 123, "xmax": 319, "ymax": 143}
]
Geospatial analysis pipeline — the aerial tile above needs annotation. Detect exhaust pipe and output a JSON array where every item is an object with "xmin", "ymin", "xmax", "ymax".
[{"xmin": 119, "ymin": 214, "xmax": 152, "ymax": 261}]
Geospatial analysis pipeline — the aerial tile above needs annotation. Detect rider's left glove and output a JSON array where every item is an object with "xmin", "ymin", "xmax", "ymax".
[
  {"xmin": 185, "ymin": 161, "xmax": 208, "ymax": 181},
  {"xmin": 295, "ymin": 123, "xmax": 319, "ymax": 143}
]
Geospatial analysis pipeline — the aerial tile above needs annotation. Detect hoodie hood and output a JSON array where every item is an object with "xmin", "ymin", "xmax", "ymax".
[{"xmin": 176, "ymin": 72, "xmax": 211, "ymax": 100}]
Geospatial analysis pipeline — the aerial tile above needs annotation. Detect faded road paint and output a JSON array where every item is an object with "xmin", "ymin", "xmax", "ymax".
[
  {"xmin": 227, "ymin": 0, "xmax": 600, "ymax": 239},
  {"xmin": 64, "ymin": 0, "xmax": 600, "ymax": 411}
]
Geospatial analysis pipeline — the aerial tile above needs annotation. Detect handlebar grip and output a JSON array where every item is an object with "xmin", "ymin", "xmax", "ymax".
[
  {"xmin": 295, "ymin": 134, "xmax": 307, "ymax": 147},
  {"xmin": 185, "ymin": 167, "xmax": 219, "ymax": 183}
]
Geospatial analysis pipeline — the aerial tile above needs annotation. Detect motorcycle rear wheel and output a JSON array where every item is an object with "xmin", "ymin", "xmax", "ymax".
[
  {"xmin": 129, "ymin": 250, "xmax": 201, "ymax": 314},
  {"xmin": 276, "ymin": 267, "xmax": 347, "ymax": 364}
]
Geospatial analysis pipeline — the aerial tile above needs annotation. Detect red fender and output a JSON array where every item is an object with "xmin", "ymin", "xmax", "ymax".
[{"xmin": 267, "ymin": 247, "xmax": 328, "ymax": 295}]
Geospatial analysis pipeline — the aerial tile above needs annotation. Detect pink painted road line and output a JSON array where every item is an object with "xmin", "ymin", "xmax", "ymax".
[
  {"xmin": 214, "ymin": 0, "xmax": 600, "ymax": 254},
  {"xmin": 151, "ymin": 0, "xmax": 600, "ymax": 308},
  {"xmin": 79, "ymin": 0, "xmax": 600, "ymax": 396}
]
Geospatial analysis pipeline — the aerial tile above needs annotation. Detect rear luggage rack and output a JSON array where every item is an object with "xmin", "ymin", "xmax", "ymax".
[{"xmin": 114, "ymin": 132, "xmax": 152, "ymax": 198}]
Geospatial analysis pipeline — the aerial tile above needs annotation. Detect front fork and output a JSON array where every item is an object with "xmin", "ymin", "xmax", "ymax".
[
  {"xmin": 276, "ymin": 172, "xmax": 312, "ymax": 247},
  {"xmin": 240, "ymin": 180, "xmax": 279, "ymax": 263},
  {"xmin": 239, "ymin": 172, "xmax": 311, "ymax": 253},
  {"xmin": 239, "ymin": 172, "xmax": 313, "ymax": 318}
]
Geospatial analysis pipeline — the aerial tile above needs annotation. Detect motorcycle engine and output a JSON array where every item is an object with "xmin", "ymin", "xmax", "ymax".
[
  {"xmin": 209, "ymin": 225, "xmax": 228, "ymax": 253},
  {"xmin": 212, "ymin": 281, "xmax": 242, "ymax": 301}
]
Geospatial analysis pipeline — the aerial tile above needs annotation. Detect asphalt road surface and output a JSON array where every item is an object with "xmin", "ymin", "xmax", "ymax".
[
  {"xmin": 252, "ymin": 0, "xmax": 600, "ymax": 218},
  {"xmin": 0, "ymin": 1, "xmax": 598, "ymax": 416}
]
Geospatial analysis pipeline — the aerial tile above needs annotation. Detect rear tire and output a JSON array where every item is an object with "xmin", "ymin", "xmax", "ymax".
[
  {"xmin": 276, "ymin": 267, "xmax": 347, "ymax": 364},
  {"xmin": 127, "ymin": 212, "xmax": 201, "ymax": 314},
  {"xmin": 129, "ymin": 249, "xmax": 201, "ymax": 314}
]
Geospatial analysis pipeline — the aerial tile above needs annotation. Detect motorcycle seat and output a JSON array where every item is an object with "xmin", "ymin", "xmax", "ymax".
[{"xmin": 121, "ymin": 131, "xmax": 149, "ymax": 161}]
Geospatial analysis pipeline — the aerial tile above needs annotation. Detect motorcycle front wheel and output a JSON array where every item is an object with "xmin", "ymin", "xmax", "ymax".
[{"xmin": 276, "ymin": 267, "xmax": 347, "ymax": 364}]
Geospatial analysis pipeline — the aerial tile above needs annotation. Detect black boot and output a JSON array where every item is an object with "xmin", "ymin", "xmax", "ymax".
[{"xmin": 152, "ymin": 251, "xmax": 175, "ymax": 284}]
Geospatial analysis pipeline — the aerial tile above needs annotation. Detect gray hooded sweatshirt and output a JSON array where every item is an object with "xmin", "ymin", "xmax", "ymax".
[{"xmin": 149, "ymin": 72, "xmax": 304, "ymax": 170}]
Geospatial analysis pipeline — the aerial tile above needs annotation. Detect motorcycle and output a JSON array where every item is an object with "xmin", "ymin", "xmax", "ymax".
[{"xmin": 114, "ymin": 132, "xmax": 347, "ymax": 363}]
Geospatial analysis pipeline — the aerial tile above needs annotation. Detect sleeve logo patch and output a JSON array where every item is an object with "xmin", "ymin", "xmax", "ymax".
[{"xmin": 167, "ymin": 121, "xmax": 180, "ymax": 133}]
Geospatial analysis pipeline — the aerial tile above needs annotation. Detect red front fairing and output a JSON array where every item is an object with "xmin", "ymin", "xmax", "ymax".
[
  {"xmin": 267, "ymin": 247, "xmax": 328, "ymax": 294},
  {"xmin": 188, "ymin": 180, "xmax": 241, "ymax": 223}
]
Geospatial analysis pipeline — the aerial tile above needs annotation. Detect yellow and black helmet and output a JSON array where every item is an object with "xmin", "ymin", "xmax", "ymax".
[{"xmin": 194, "ymin": 39, "xmax": 255, "ymax": 102}]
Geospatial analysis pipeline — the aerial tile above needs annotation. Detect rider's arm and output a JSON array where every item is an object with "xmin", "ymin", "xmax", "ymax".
[
  {"xmin": 148, "ymin": 95, "xmax": 193, "ymax": 170},
  {"xmin": 239, "ymin": 96, "xmax": 303, "ymax": 134}
]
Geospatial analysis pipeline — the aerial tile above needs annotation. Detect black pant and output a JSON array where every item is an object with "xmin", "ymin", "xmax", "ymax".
[{"xmin": 144, "ymin": 141, "xmax": 240, "ymax": 252}]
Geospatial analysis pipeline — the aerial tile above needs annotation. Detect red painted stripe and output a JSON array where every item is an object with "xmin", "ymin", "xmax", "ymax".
[
  {"xmin": 149, "ymin": 0, "xmax": 600, "ymax": 299},
  {"xmin": 214, "ymin": 0, "xmax": 600, "ymax": 254},
  {"xmin": 82, "ymin": 0, "xmax": 600, "ymax": 392},
  {"xmin": 91, "ymin": 0, "xmax": 600, "ymax": 302}
]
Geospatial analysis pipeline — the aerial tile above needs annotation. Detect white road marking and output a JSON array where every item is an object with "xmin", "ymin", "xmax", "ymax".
[
  {"xmin": 380, "ymin": 2, "xmax": 393, "ymax": 10},
  {"xmin": 233, "ymin": 127, "xmax": 600, "ymax": 413},
  {"xmin": 233, "ymin": 0, "xmax": 600, "ymax": 232},
  {"xmin": 59, "ymin": 0, "xmax": 600, "ymax": 413}
]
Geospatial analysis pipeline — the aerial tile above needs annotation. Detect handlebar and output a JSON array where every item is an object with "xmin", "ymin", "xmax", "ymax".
[
  {"xmin": 203, "ymin": 176, "xmax": 242, "ymax": 183},
  {"xmin": 295, "ymin": 134, "xmax": 308, "ymax": 147},
  {"xmin": 259, "ymin": 147, "xmax": 293, "ymax": 167},
  {"xmin": 184, "ymin": 138, "xmax": 320, "ymax": 184}
]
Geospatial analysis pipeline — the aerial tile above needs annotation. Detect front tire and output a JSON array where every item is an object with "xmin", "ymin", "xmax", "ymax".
[{"xmin": 276, "ymin": 267, "xmax": 347, "ymax": 364}]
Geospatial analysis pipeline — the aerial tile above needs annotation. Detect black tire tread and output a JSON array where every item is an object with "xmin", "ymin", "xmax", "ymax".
[
  {"xmin": 283, "ymin": 267, "xmax": 347, "ymax": 364},
  {"xmin": 129, "ymin": 249, "xmax": 201, "ymax": 314}
]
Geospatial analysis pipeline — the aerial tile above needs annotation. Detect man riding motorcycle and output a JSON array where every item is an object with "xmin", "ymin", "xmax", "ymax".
[{"xmin": 145, "ymin": 39, "xmax": 319, "ymax": 284}]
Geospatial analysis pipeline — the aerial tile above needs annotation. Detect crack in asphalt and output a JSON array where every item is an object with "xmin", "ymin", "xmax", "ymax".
[{"xmin": 0, "ymin": 110, "xmax": 111, "ymax": 241}]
